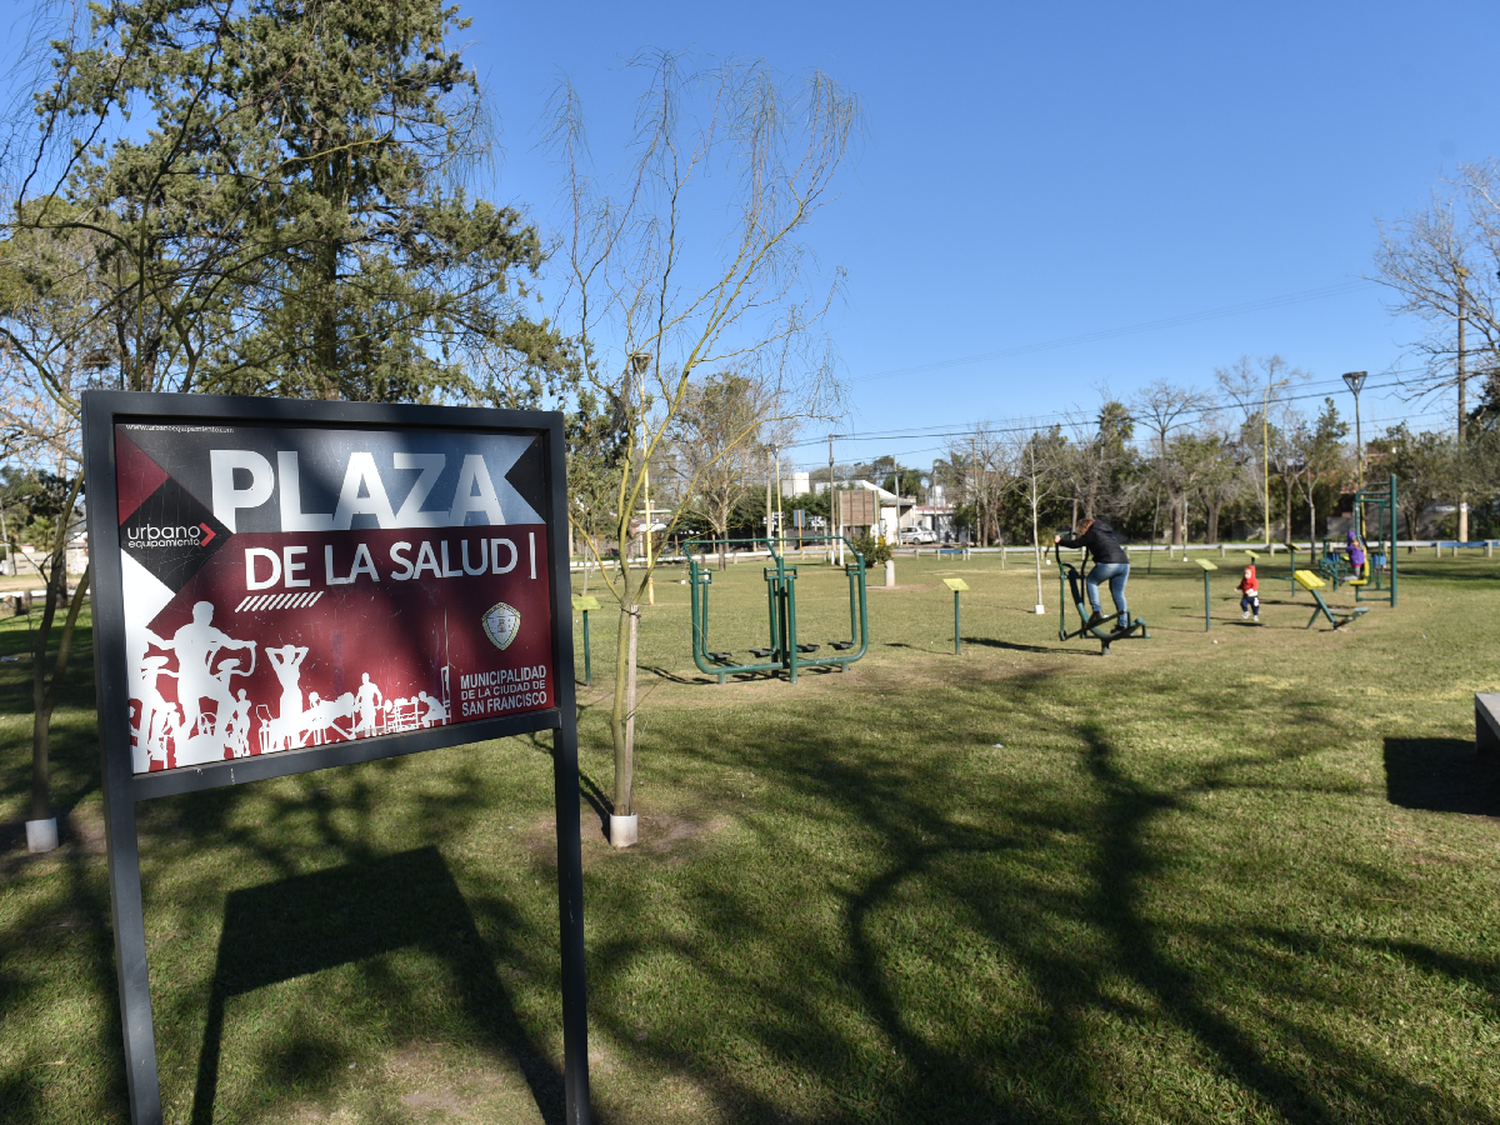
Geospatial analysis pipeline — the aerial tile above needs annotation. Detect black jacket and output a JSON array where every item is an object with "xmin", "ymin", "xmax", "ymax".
[{"xmin": 1056, "ymin": 520, "xmax": 1128, "ymax": 564}]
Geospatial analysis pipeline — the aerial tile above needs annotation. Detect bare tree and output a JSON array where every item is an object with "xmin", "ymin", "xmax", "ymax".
[
  {"xmin": 1190, "ymin": 422, "xmax": 1251, "ymax": 544},
  {"xmin": 1372, "ymin": 164, "xmax": 1500, "ymax": 539},
  {"xmin": 1006, "ymin": 425, "xmax": 1064, "ymax": 610},
  {"xmin": 1056, "ymin": 396, "xmax": 1135, "ymax": 525},
  {"xmin": 666, "ymin": 369, "xmax": 778, "ymax": 568},
  {"xmin": 1213, "ymin": 356, "xmax": 1308, "ymax": 543},
  {"xmin": 945, "ymin": 422, "xmax": 1011, "ymax": 546},
  {"xmin": 545, "ymin": 53, "xmax": 857, "ymax": 842},
  {"xmin": 1284, "ymin": 398, "xmax": 1350, "ymax": 544},
  {"xmin": 1131, "ymin": 380, "xmax": 1211, "ymax": 550}
]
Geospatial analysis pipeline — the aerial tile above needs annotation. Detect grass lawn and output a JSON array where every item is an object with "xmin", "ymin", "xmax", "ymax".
[{"xmin": 2, "ymin": 547, "xmax": 1498, "ymax": 1123}]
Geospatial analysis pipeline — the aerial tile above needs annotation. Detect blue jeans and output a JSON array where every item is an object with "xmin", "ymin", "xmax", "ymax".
[{"xmin": 1087, "ymin": 562, "xmax": 1130, "ymax": 625}]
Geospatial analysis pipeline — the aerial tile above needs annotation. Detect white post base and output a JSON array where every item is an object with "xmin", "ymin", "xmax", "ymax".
[
  {"xmin": 26, "ymin": 817, "xmax": 59, "ymax": 853},
  {"xmin": 1034, "ymin": 604, "xmax": 1046, "ymax": 615},
  {"xmin": 884, "ymin": 560, "xmax": 895, "ymax": 587},
  {"xmin": 609, "ymin": 814, "xmax": 638, "ymax": 848}
]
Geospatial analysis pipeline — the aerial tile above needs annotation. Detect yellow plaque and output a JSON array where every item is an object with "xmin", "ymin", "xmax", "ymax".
[
  {"xmin": 1194, "ymin": 559, "xmax": 1217, "ymax": 571},
  {"xmin": 572, "ymin": 596, "xmax": 601, "ymax": 612},
  {"xmin": 942, "ymin": 578, "xmax": 970, "ymax": 591}
]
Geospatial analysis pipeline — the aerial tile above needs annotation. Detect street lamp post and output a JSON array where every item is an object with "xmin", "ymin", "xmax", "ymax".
[{"xmin": 1342, "ymin": 370, "xmax": 1367, "ymax": 493}]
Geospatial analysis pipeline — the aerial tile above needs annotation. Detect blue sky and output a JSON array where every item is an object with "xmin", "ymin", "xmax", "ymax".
[
  {"xmin": 465, "ymin": 0, "xmax": 1500, "ymax": 472},
  {"xmin": 8, "ymin": 1, "xmax": 1497, "ymax": 475}
]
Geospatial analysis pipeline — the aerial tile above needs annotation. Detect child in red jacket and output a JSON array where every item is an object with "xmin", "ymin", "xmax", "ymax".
[{"xmin": 1237, "ymin": 565, "xmax": 1260, "ymax": 623}]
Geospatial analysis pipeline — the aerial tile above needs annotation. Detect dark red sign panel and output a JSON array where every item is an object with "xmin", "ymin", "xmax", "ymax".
[{"xmin": 114, "ymin": 421, "xmax": 555, "ymax": 773}]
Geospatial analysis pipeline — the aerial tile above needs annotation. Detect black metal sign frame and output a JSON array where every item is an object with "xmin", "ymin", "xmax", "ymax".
[{"xmin": 81, "ymin": 391, "xmax": 590, "ymax": 1125}]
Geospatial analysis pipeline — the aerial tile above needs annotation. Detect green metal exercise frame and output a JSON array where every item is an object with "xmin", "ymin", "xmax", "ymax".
[
  {"xmin": 1055, "ymin": 559, "xmax": 1150, "ymax": 655},
  {"xmin": 1352, "ymin": 473, "xmax": 1398, "ymax": 606},
  {"xmin": 1294, "ymin": 569, "xmax": 1369, "ymax": 630},
  {"xmin": 687, "ymin": 537, "xmax": 869, "ymax": 684}
]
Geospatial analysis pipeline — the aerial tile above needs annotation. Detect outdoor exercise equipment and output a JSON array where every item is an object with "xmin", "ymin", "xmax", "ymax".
[
  {"xmin": 943, "ymin": 578, "xmax": 968, "ymax": 654},
  {"xmin": 1316, "ymin": 543, "xmax": 1351, "ymax": 588},
  {"xmin": 1293, "ymin": 569, "xmax": 1369, "ymax": 630},
  {"xmin": 1055, "ymin": 559, "xmax": 1150, "ymax": 655},
  {"xmin": 1351, "ymin": 473, "xmax": 1398, "ymax": 606},
  {"xmin": 1192, "ymin": 558, "xmax": 1216, "ymax": 631},
  {"xmin": 572, "ymin": 595, "xmax": 600, "ymax": 686},
  {"xmin": 687, "ymin": 536, "xmax": 869, "ymax": 684}
]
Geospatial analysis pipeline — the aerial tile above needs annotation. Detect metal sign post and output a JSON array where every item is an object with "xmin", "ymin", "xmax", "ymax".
[
  {"xmin": 573, "ymin": 595, "xmax": 600, "ymax": 686},
  {"xmin": 942, "ymin": 577, "xmax": 968, "ymax": 654},
  {"xmin": 82, "ymin": 392, "xmax": 590, "ymax": 1125},
  {"xmin": 1193, "ymin": 558, "xmax": 1217, "ymax": 631}
]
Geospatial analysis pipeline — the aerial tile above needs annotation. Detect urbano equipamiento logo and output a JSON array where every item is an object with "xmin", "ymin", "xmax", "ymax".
[{"xmin": 126, "ymin": 522, "xmax": 219, "ymax": 549}]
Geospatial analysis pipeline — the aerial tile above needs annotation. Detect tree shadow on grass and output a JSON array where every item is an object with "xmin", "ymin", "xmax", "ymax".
[
  {"xmin": 190, "ymin": 846, "xmax": 563, "ymax": 1125},
  {"xmin": 573, "ymin": 664, "xmax": 1500, "ymax": 1123},
  {"xmin": 1383, "ymin": 737, "xmax": 1500, "ymax": 817},
  {"xmin": 910, "ymin": 636, "xmax": 1093, "ymax": 657}
]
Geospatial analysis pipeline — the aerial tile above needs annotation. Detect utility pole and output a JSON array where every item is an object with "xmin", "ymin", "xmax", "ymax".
[{"xmin": 1458, "ymin": 265, "xmax": 1469, "ymax": 543}]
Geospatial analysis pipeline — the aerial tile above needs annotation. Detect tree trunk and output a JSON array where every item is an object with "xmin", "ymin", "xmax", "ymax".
[
  {"xmin": 1031, "ymin": 489, "xmax": 1043, "ymax": 608},
  {"xmin": 30, "ymin": 564, "xmax": 64, "ymax": 823},
  {"xmin": 611, "ymin": 584, "xmax": 639, "ymax": 819}
]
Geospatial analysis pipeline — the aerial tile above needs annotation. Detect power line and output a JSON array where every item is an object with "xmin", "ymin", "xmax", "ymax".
[
  {"xmin": 784, "ymin": 366, "xmax": 1468, "ymax": 470},
  {"xmin": 852, "ymin": 280, "xmax": 1380, "ymax": 384}
]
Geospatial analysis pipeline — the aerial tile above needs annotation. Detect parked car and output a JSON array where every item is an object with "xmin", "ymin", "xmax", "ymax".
[{"xmin": 900, "ymin": 527, "xmax": 938, "ymax": 544}]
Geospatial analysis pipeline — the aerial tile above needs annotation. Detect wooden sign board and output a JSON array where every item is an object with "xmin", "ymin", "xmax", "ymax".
[{"xmin": 838, "ymin": 489, "xmax": 876, "ymax": 528}]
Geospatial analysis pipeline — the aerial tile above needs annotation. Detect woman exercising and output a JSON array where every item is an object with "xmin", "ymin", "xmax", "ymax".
[{"xmin": 1053, "ymin": 518, "xmax": 1131, "ymax": 630}]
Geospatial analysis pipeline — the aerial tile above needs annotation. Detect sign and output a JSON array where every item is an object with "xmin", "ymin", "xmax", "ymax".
[
  {"xmin": 839, "ymin": 489, "xmax": 876, "ymax": 528},
  {"xmin": 942, "ymin": 578, "xmax": 970, "ymax": 591},
  {"xmin": 113, "ymin": 420, "xmax": 555, "ymax": 771},
  {"xmin": 84, "ymin": 392, "xmax": 591, "ymax": 1125}
]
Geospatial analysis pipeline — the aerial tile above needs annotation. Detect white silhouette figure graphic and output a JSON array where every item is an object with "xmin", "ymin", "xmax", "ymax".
[
  {"xmin": 417, "ymin": 690, "xmax": 448, "ymax": 728},
  {"xmin": 222, "ymin": 689, "xmax": 253, "ymax": 758},
  {"xmin": 302, "ymin": 691, "xmax": 357, "ymax": 745},
  {"xmin": 133, "ymin": 652, "xmax": 180, "ymax": 771},
  {"xmin": 126, "ymin": 621, "xmax": 177, "ymax": 771},
  {"xmin": 265, "ymin": 643, "xmax": 310, "ymax": 751},
  {"xmin": 354, "ymin": 673, "xmax": 383, "ymax": 737},
  {"xmin": 169, "ymin": 602, "xmax": 256, "ymax": 741}
]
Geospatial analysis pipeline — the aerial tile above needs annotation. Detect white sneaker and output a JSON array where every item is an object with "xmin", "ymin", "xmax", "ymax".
[{"xmin": 1241, "ymin": 611, "xmax": 1249, "ymax": 619}]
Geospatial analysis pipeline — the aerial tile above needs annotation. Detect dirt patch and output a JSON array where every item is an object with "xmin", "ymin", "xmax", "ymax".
[
  {"xmin": 0, "ymin": 804, "xmax": 108, "ymax": 872},
  {"xmin": 267, "ymin": 1041, "xmax": 549, "ymax": 1124},
  {"xmin": 526, "ymin": 809, "xmax": 726, "ymax": 868}
]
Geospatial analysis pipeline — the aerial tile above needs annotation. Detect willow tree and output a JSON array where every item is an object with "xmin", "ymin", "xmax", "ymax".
[{"xmin": 547, "ymin": 53, "xmax": 857, "ymax": 844}]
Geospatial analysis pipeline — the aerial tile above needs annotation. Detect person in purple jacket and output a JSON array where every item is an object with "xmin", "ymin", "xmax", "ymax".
[
  {"xmin": 1345, "ymin": 529, "xmax": 1367, "ymax": 578},
  {"xmin": 1053, "ymin": 517, "xmax": 1131, "ymax": 630}
]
